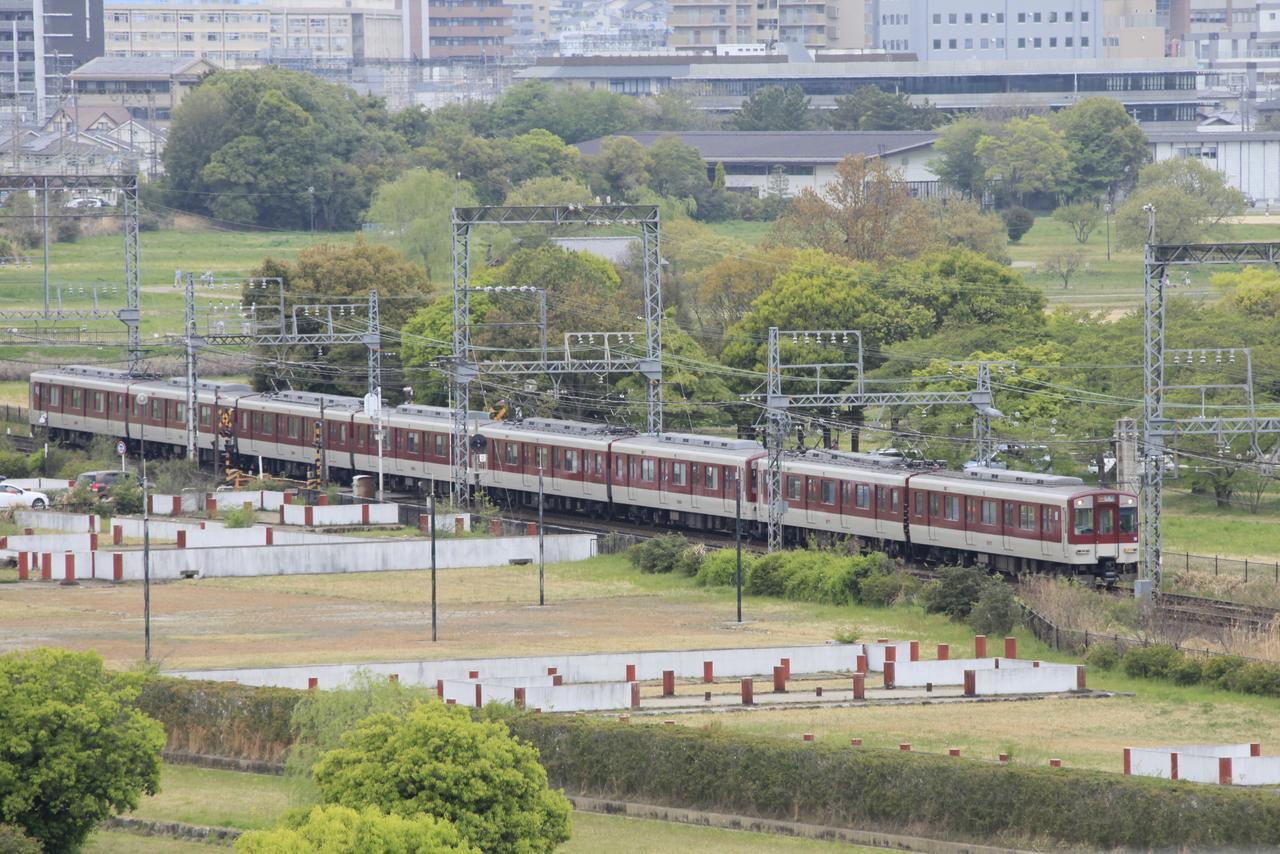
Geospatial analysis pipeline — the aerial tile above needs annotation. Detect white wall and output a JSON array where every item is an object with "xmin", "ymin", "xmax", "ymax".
[
  {"xmin": 280, "ymin": 503, "xmax": 400, "ymax": 527},
  {"xmin": 207, "ymin": 491, "xmax": 288, "ymax": 511},
  {"xmin": 892, "ymin": 656, "xmax": 1035, "ymax": 687},
  {"xmin": 1150, "ymin": 137, "xmax": 1280, "ymax": 203},
  {"xmin": 971, "ymin": 664, "xmax": 1080, "ymax": 695},
  {"xmin": 16, "ymin": 510, "xmax": 98, "ymax": 532}
]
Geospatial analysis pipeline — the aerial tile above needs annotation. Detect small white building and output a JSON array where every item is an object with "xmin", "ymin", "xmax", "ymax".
[
  {"xmin": 1147, "ymin": 130, "xmax": 1280, "ymax": 205},
  {"xmin": 575, "ymin": 131, "xmax": 942, "ymax": 198}
]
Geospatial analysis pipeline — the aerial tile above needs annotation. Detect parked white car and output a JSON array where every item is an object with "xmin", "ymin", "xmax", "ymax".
[{"xmin": 0, "ymin": 483, "xmax": 49, "ymax": 509}]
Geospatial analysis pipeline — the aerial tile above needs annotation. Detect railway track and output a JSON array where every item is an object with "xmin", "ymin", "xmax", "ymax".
[{"xmin": 1153, "ymin": 593, "xmax": 1278, "ymax": 633}]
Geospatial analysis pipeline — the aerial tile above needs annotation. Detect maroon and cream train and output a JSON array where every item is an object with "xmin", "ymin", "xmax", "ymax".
[{"xmin": 30, "ymin": 366, "xmax": 1139, "ymax": 582}]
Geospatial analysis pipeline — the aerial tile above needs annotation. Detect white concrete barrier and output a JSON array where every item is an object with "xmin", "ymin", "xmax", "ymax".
[
  {"xmin": 145, "ymin": 493, "xmax": 202, "ymax": 516},
  {"xmin": 281, "ymin": 503, "xmax": 400, "ymax": 527},
  {"xmin": 1128, "ymin": 748, "xmax": 1176, "ymax": 780},
  {"xmin": 2, "ymin": 478, "xmax": 74, "ymax": 491},
  {"xmin": 863, "ymin": 642, "xmax": 914, "ymax": 672},
  {"xmin": 170, "ymin": 643, "xmax": 873, "ymax": 691},
  {"xmin": 207, "ymin": 491, "xmax": 288, "ymax": 512},
  {"xmin": 1126, "ymin": 743, "xmax": 1275, "ymax": 786},
  {"xmin": 72, "ymin": 533, "xmax": 596, "ymax": 582},
  {"xmin": 1, "ymin": 532, "xmax": 99, "ymax": 554},
  {"xmin": 971, "ymin": 663, "xmax": 1080, "ymax": 695},
  {"xmin": 437, "ymin": 679, "xmax": 631, "ymax": 713},
  {"xmin": 1229, "ymin": 756, "xmax": 1280, "ymax": 786},
  {"xmin": 894, "ymin": 657, "xmax": 1036, "ymax": 688},
  {"xmin": 15, "ymin": 510, "xmax": 98, "ymax": 532}
]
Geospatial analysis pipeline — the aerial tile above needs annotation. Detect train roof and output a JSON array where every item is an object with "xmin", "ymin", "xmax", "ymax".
[
  {"xmin": 164, "ymin": 376, "xmax": 253, "ymax": 394},
  {"xmin": 793, "ymin": 448, "xmax": 932, "ymax": 471},
  {"xmin": 614, "ymin": 432, "xmax": 764, "ymax": 462},
  {"xmin": 259, "ymin": 389, "xmax": 363, "ymax": 410},
  {"xmin": 483, "ymin": 417, "xmax": 633, "ymax": 438},
  {"xmin": 910, "ymin": 467, "xmax": 1121, "ymax": 501}
]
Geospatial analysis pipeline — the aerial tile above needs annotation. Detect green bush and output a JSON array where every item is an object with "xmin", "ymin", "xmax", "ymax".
[
  {"xmin": 923, "ymin": 565, "xmax": 990, "ymax": 620},
  {"xmin": 109, "ymin": 482, "xmax": 144, "ymax": 515},
  {"xmin": 1202, "ymin": 655, "xmax": 1247, "ymax": 688},
  {"xmin": 694, "ymin": 549, "xmax": 749, "ymax": 588},
  {"xmin": 0, "ymin": 824, "xmax": 41, "ymax": 854},
  {"xmin": 507, "ymin": 714, "xmax": 1280, "ymax": 851},
  {"xmin": 745, "ymin": 552, "xmax": 788, "ymax": 596},
  {"xmin": 236, "ymin": 805, "xmax": 477, "ymax": 853},
  {"xmin": 313, "ymin": 703, "xmax": 571, "ymax": 854},
  {"xmin": 673, "ymin": 543, "xmax": 704, "ymax": 577},
  {"xmin": 1170, "ymin": 656, "xmax": 1204, "ymax": 686},
  {"xmin": 1122, "ymin": 645, "xmax": 1182, "ymax": 680},
  {"xmin": 222, "ymin": 505, "xmax": 255, "ymax": 528},
  {"xmin": 0, "ymin": 450, "xmax": 31, "ymax": 479},
  {"xmin": 1222, "ymin": 663, "xmax": 1280, "ymax": 697},
  {"xmin": 137, "ymin": 676, "xmax": 301, "ymax": 763},
  {"xmin": 1084, "ymin": 644, "xmax": 1120, "ymax": 672},
  {"xmin": 1002, "ymin": 205, "xmax": 1035, "ymax": 242},
  {"xmin": 780, "ymin": 550, "xmax": 858, "ymax": 606},
  {"xmin": 0, "ymin": 649, "xmax": 164, "ymax": 851},
  {"xmin": 967, "ymin": 579, "xmax": 1019, "ymax": 637},
  {"xmin": 626, "ymin": 534, "xmax": 691, "ymax": 574},
  {"xmin": 858, "ymin": 571, "xmax": 919, "ymax": 607},
  {"xmin": 56, "ymin": 484, "xmax": 98, "ymax": 512}
]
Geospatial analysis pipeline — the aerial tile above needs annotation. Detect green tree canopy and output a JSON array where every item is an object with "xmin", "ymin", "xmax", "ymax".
[
  {"xmin": 366, "ymin": 169, "xmax": 478, "ymax": 282},
  {"xmin": 504, "ymin": 175, "xmax": 595, "ymax": 207},
  {"xmin": 163, "ymin": 67, "xmax": 403, "ymax": 229},
  {"xmin": 928, "ymin": 117, "xmax": 1000, "ymax": 198},
  {"xmin": 732, "ymin": 85, "xmax": 815, "ymax": 131},
  {"xmin": 312, "ymin": 703, "xmax": 571, "ymax": 854},
  {"xmin": 0, "ymin": 649, "xmax": 164, "ymax": 852},
  {"xmin": 584, "ymin": 136, "xmax": 654, "ymax": 201},
  {"xmin": 1214, "ymin": 267, "xmax": 1280, "ymax": 318},
  {"xmin": 1115, "ymin": 159, "xmax": 1244, "ymax": 247},
  {"xmin": 975, "ymin": 116, "xmax": 1071, "ymax": 201},
  {"xmin": 1052, "ymin": 97, "xmax": 1148, "ymax": 200},
  {"xmin": 236, "ymin": 805, "xmax": 478, "ymax": 853},
  {"xmin": 826, "ymin": 86, "xmax": 941, "ymax": 130}
]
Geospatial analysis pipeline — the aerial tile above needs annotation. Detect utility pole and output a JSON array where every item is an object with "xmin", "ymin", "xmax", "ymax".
[
  {"xmin": 308, "ymin": 186, "xmax": 315, "ymax": 232},
  {"xmin": 430, "ymin": 490, "xmax": 437, "ymax": 641},
  {"xmin": 538, "ymin": 466, "xmax": 545, "ymax": 606},
  {"xmin": 136, "ymin": 391, "xmax": 152, "ymax": 664},
  {"xmin": 182, "ymin": 272, "xmax": 198, "ymax": 459},
  {"xmin": 735, "ymin": 476, "xmax": 742, "ymax": 623}
]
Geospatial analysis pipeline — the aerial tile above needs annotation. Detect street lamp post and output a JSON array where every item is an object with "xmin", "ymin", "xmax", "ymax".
[
  {"xmin": 136, "ymin": 392, "xmax": 152, "ymax": 664},
  {"xmin": 1105, "ymin": 203, "xmax": 1113, "ymax": 262}
]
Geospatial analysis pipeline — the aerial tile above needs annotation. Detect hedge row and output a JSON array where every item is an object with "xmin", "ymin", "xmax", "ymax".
[
  {"xmin": 137, "ymin": 677, "xmax": 302, "ymax": 763},
  {"xmin": 1088, "ymin": 643, "xmax": 1280, "ymax": 697},
  {"xmin": 507, "ymin": 715, "xmax": 1280, "ymax": 850},
  {"xmin": 691, "ymin": 547, "xmax": 895, "ymax": 607}
]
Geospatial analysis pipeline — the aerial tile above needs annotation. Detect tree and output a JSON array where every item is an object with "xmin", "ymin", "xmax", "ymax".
[
  {"xmin": 236, "ymin": 805, "xmax": 478, "ymax": 853},
  {"xmin": 1115, "ymin": 159, "xmax": 1245, "ymax": 247},
  {"xmin": 504, "ymin": 175, "xmax": 595, "ymax": 207},
  {"xmin": 506, "ymin": 128, "xmax": 582, "ymax": 187},
  {"xmin": 771, "ymin": 155, "xmax": 931, "ymax": 262},
  {"xmin": 925, "ymin": 198, "xmax": 1008, "ymax": 262},
  {"xmin": 1052, "ymin": 202, "xmax": 1100, "ymax": 243},
  {"xmin": 975, "ymin": 116, "xmax": 1071, "ymax": 201},
  {"xmin": 489, "ymin": 81, "xmax": 641, "ymax": 142},
  {"xmin": 583, "ymin": 136, "xmax": 653, "ymax": 201},
  {"xmin": 648, "ymin": 134, "xmax": 712, "ymax": 203},
  {"xmin": 732, "ymin": 85, "xmax": 814, "ymax": 131},
  {"xmin": 1002, "ymin": 206, "xmax": 1035, "ymax": 243},
  {"xmin": 366, "ymin": 169, "xmax": 479, "ymax": 282},
  {"xmin": 249, "ymin": 241, "xmax": 431, "ymax": 396},
  {"xmin": 827, "ymin": 86, "xmax": 940, "ymax": 130},
  {"xmin": 695, "ymin": 246, "xmax": 798, "ymax": 340},
  {"xmin": 1044, "ymin": 250, "xmax": 1085, "ymax": 289},
  {"xmin": 928, "ymin": 117, "xmax": 1000, "ymax": 198},
  {"xmin": 163, "ymin": 67, "xmax": 404, "ymax": 229},
  {"xmin": 0, "ymin": 649, "xmax": 164, "ymax": 851},
  {"xmin": 312, "ymin": 703, "xmax": 571, "ymax": 854},
  {"xmin": 1213, "ymin": 267, "xmax": 1280, "ymax": 318},
  {"xmin": 1053, "ymin": 97, "xmax": 1148, "ymax": 200}
]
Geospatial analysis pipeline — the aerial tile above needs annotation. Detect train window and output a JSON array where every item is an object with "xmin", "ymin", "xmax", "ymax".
[
  {"xmin": 1043, "ymin": 509, "xmax": 1057, "ymax": 533},
  {"xmin": 617, "ymin": 456, "xmax": 626, "ymax": 479},
  {"xmin": 1098, "ymin": 510, "xmax": 1113, "ymax": 535},
  {"xmin": 33, "ymin": 383, "xmax": 41, "ymax": 402},
  {"xmin": 890, "ymin": 489, "xmax": 900, "ymax": 512},
  {"xmin": 261, "ymin": 414, "xmax": 272, "ymax": 436},
  {"xmin": 242, "ymin": 412, "xmax": 252, "ymax": 431},
  {"xmin": 199, "ymin": 405, "xmax": 210, "ymax": 425},
  {"xmin": 537, "ymin": 447, "xmax": 549, "ymax": 470},
  {"xmin": 407, "ymin": 431, "xmax": 420, "ymax": 453},
  {"xmin": 705, "ymin": 466, "xmax": 718, "ymax": 490},
  {"xmin": 786, "ymin": 476, "xmax": 801, "ymax": 500},
  {"xmin": 48, "ymin": 386, "xmax": 60, "ymax": 406},
  {"xmin": 339, "ymin": 424, "xmax": 347, "ymax": 442},
  {"xmin": 93, "ymin": 391, "xmax": 105, "ymax": 412},
  {"xmin": 944, "ymin": 495, "xmax": 960, "ymax": 521},
  {"xmin": 980, "ymin": 499, "xmax": 997, "ymax": 525},
  {"xmin": 671, "ymin": 462, "xmax": 685, "ymax": 486},
  {"xmin": 288, "ymin": 417, "xmax": 300, "ymax": 439},
  {"xmin": 151, "ymin": 399, "xmax": 162, "ymax": 420},
  {"xmin": 822, "ymin": 480, "xmax": 836, "ymax": 505},
  {"xmin": 70, "ymin": 389, "xmax": 82, "ymax": 408},
  {"xmin": 564, "ymin": 449, "xmax": 579, "ymax": 474},
  {"xmin": 641, "ymin": 458, "xmax": 655, "ymax": 482},
  {"xmin": 629, "ymin": 458, "xmax": 638, "ymax": 480},
  {"xmin": 594, "ymin": 453, "xmax": 604, "ymax": 475},
  {"xmin": 1005, "ymin": 502, "xmax": 1016, "ymax": 528},
  {"xmin": 435, "ymin": 434, "xmax": 446, "ymax": 457},
  {"xmin": 855, "ymin": 484, "xmax": 870, "ymax": 509},
  {"xmin": 914, "ymin": 492, "xmax": 924, "ymax": 516},
  {"xmin": 506, "ymin": 442, "xmax": 519, "ymax": 465},
  {"xmin": 929, "ymin": 493, "xmax": 939, "ymax": 517},
  {"xmin": 176, "ymin": 402, "xmax": 186, "ymax": 422},
  {"xmin": 1119, "ymin": 506, "xmax": 1137, "ymax": 534},
  {"xmin": 1073, "ymin": 507, "xmax": 1094, "ymax": 536},
  {"xmin": 1019, "ymin": 505, "xmax": 1036, "ymax": 530}
]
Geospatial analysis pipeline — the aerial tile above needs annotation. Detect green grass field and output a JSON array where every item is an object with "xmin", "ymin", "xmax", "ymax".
[{"xmin": 98, "ymin": 763, "xmax": 874, "ymax": 853}]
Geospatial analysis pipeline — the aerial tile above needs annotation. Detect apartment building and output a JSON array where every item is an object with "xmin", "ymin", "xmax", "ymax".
[
  {"xmin": 870, "ymin": 1, "xmax": 1104, "ymax": 59},
  {"xmin": 669, "ymin": 0, "xmax": 866, "ymax": 50},
  {"xmin": 0, "ymin": 0, "xmax": 104, "ymax": 120},
  {"xmin": 101, "ymin": 1, "xmax": 405, "ymax": 66},
  {"xmin": 424, "ymin": 0, "xmax": 512, "ymax": 62}
]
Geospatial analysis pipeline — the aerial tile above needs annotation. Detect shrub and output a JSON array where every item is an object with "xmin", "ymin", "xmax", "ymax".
[
  {"xmin": 1170, "ymin": 656, "xmax": 1204, "ymax": 686},
  {"xmin": 781, "ymin": 550, "xmax": 858, "ymax": 606},
  {"xmin": 109, "ymin": 482, "xmax": 144, "ymax": 515},
  {"xmin": 313, "ymin": 703, "xmax": 572, "ymax": 854},
  {"xmin": 1122, "ymin": 644, "xmax": 1183, "ymax": 679},
  {"xmin": 1002, "ymin": 206, "xmax": 1035, "ymax": 242},
  {"xmin": 56, "ymin": 484, "xmax": 98, "ymax": 512},
  {"xmin": 1084, "ymin": 643, "xmax": 1120, "ymax": 672},
  {"xmin": 833, "ymin": 626, "xmax": 860, "ymax": 644},
  {"xmin": 222, "ymin": 505, "xmax": 255, "ymax": 528},
  {"xmin": 673, "ymin": 543, "xmax": 705, "ymax": 577},
  {"xmin": 0, "ymin": 649, "xmax": 164, "ymax": 851},
  {"xmin": 137, "ymin": 676, "xmax": 301, "ymax": 763},
  {"xmin": 745, "ymin": 552, "xmax": 788, "ymax": 597},
  {"xmin": 694, "ymin": 549, "xmax": 749, "ymax": 587},
  {"xmin": 967, "ymin": 579, "xmax": 1019, "ymax": 637},
  {"xmin": 1222, "ymin": 663, "xmax": 1280, "ymax": 697},
  {"xmin": 1202, "ymin": 655, "xmax": 1247, "ymax": 688},
  {"xmin": 626, "ymin": 534, "xmax": 691, "ymax": 574},
  {"xmin": 859, "ymin": 571, "xmax": 919, "ymax": 607},
  {"xmin": 0, "ymin": 450, "xmax": 31, "ymax": 479},
  {"xmin": 923, "ymin": 565, "xmax": 990, "ymax": 620},
  {"xmin": 0, "ymin": 824, "xmax": 41, "ymax": 854},
  {"xmin": 235, "ymin": 805, "xmax": 477, "ymax": 853}
]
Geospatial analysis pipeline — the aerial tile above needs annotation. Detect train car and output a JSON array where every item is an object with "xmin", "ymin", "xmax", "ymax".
[
  {"xmin": 31, "ymin": 366, "xmax": 134, "ymax": 444},
  {"xmin": 774, "ymin": 450, "xmax": 921, "ymax": 551},
  {"xmin": 375, "ymin": 404, "xmax": 491, "ymax": 492},
  {"xmin": 609, "ymin": 433, "xmax": 767, "ymax": 530},
  {"xmin": 479, "ymin": 418, "xmax": 627, "ymax": 514},
  {"xmin": 905, "ymin": 467, "xmax": 1139, "ymax": 582}
]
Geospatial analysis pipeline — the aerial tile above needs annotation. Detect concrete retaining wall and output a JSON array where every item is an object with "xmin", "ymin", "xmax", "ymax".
[
  {"xmin": 439, "ymin": 679, "xmax": 632, "ymax": 712},
  {"xmin": 0, "ymin": 532, "xmax": 97, "ymax": 554},
  {"xmin": 894, "ymin": 657, "xmax": 1035, "ymax": 688},
  {"xmin": 62, "ymin": 533, "xmax": 596, "ymax": 582},
  {"xmin": 280, "ymin": 503, "xmax": 399, "ymax": 527},
  {"xmin": 208, "ymin": 491, "xmax": 287, "ymax": 512},
  {"xmin": 3, "ymin": 478, "xmax": 74, "ymax": 491},
  {"xmin": 171, "ymin": 643, "xmax": 874, "ymax": 691},
  {"xmin": 1126, "ymin": 744, "xmax": 1276, "ymax": 786},
  {"xmin": 145, "ymin": 493, "xmax": 202, "ymax": 516},
  {"xmin": 16, "ymin": 510, "xmax": 98, "ymax": 532},
  {"xmin": 863, "ymin": 642, "xmax": 915, "ymax": 671},
  {"xmin": 971, "ymin": 664, "xmax": 1080, "ymax": 695}
]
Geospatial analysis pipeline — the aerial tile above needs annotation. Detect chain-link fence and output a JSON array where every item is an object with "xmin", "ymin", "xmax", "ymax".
[
  {"xmin": 1019, "ymin": 602, "xmax": 1267, "ymax": 662},
  {"xmin": 1165, "ymin": 550, "xmax": 1280, "ymax": 585}
]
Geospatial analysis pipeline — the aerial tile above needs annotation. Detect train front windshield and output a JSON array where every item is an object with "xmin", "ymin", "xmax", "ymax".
[{"xmin": 1119, "ymin": 506, "xmax": 1138, "ymax": 534}]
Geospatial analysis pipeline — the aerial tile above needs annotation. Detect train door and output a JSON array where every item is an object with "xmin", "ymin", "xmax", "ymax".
[
  {"xmin": 1095, "ymin": 496, "xmax": 1119, "ymax": 556},
  {"xmin": 805, "ymin": 477, "xmax": 819, "ymax": 527},
  {"xmin": 964, "ymin": 497, "xmax": 978, "ymax": 547},
  {"xmin": 1002, "ymin": 501, "xmax": 1016, "ymax": 555}
]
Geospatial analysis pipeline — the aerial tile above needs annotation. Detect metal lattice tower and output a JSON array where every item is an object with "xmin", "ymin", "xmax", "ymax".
[
  {"xmin": 448, "ymin": 204, "xmax": 664, "ymax": 507},
  {"xmin": 764, "ymin": 326, "xmax": 789, "ymax": 552},
  {"xmin": 122, "ymin": 175, "xmax": 141, "ymax": 373},
  {"xmin": 182, "ymin": 272, "xmax": 198, "ymax": 458},
  {"xmin": 965, "ymin": 360, "xmax": 1013, "ymax": 468},
  {"xmin": 366, "ymin": 289, "xmax": 382, "ymax": 400}
]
